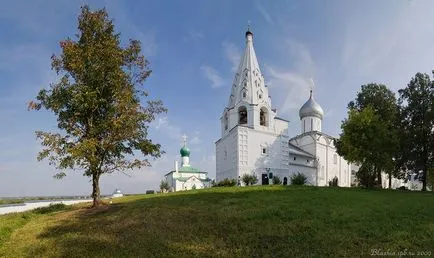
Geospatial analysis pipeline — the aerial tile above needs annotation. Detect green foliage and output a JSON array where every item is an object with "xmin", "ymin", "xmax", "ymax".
[
  {"xmin": 0, "ymin": 199, "xmax": 24, "ymax": 205},
  {"xmin": 336, "ymin": 84, "xmax": 399, "ymax": 188},
  {"xmin": 272, "ymin": 175, "xmax": 281, "ymax": 185},
  {"xmin": 398, "ymin": 72, "xmax": 434, "ymax": 191},
  {"xmin": 290, "ymin": 172, "xmax": 307, "ymax": 185},
  {"xmin": 216, "ymin": 178, "xmax": 237, "ymax": 187},
  {"xmin": 159, "ymin": 180, "xmax": 170, "ymax": 192},
  {"xmin": 356, "ymin": 163, "xmax": 377, "ymax": 188},
  {"xmin": 28, "ymin": 5, "xmax": 166, "ymax": 206},
  {"xmin": 242, "ymin": 174, "xmax": 258, "ymax": 186},
  {"xmin": 32, "ymin": 203, "xmax": 69, "ymax": 215}
]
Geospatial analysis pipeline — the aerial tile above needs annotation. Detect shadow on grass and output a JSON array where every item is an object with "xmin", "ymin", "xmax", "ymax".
[{"xmin": 27, "ymin": 186, "xmax": 434, "ymax": 257}]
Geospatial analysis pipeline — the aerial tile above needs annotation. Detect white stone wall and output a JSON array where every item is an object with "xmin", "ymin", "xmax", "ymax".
[
  {"xmin": 175, "ymin": 177, "xmax": 207, "ymax": 191},
  {"xmin": 215, "ymin": 132, "xmax": 238, "ymax": 182},
  {"xmin": 314, "ymin": 135, "xmax": 351, "ymax": 187},
  {"xmin": 290, "ymin": 133, "xmax": 351, "ymax": 187},
  {"xmin": 239, "ymin": 126, "xmax": 289, "ymax": 180},
  {"xmin": 216, "ymin": 118, "xmax": 289, "ymax": 184},
  {"xmin": 301, "ymin": 116, "xmax": 322, "ymax": 134}
]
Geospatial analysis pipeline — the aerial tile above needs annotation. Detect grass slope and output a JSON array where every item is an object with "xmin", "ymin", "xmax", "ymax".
[{"xmin": 1, "ymin": 186, "xmax": 433, "ymax": 257}]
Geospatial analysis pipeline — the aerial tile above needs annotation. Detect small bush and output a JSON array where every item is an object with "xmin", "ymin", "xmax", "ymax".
[
  {"xmin": 145, "ymin": 190, "xmax": 155, "ymax": 194},
  {"xmin": 272, "ymin": 176, "xmax": 281, "ymax": 185},
  {"xmin": 329, "ymin": 176, "xmax": 339, "ymax": 187},
  {"xmin": 242, "ymin": 174, "xmax": 258, "ymax": 186},
  {"xmin": 216, "ymin": 178, "xmax": 237, "ymax": 187},
  {"xmin": 290, "ymin": 173, "xmax": 307, "ymax": 185},
  {"xmin": 33, "ymin": 203, "xmax": 68, "ymax": 214},
  {"xmin": 160, "ymin": 180, "xmax": 170, "ymax": 192}
]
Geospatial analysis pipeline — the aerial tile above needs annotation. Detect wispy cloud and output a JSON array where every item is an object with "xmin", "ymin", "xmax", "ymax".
[
  {"xmin": 255, "ymin": 3, "xmax": 274, "ymax": 25},
  {"xmin": 154, "ymin": 116, "xmax": 182, "ymax": 143},
  {"xmin": 264, "ymin": 38, "xmax": 315, "ymax": 115},
  {"xmin": 183, "ymin": 29, "xmax": 204, "ymax": 42},
  {"xmin": 200, "ymin": 66, "xmax": 224, "ymax": 89},
  {"xmin": 286, "ymin": 39, "xmax": 315, "ymax": 78},
  {"xmin": 222, "ymin": 41, "xmax": 241, "ymax": 73}
]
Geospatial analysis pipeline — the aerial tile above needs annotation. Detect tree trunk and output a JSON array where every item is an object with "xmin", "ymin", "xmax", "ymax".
[
  {"xmin": 376, "ymin": 166, "xmax": 382, "ymax": 188},
  {"xmin": 92, "ymin": 172, "xmax": 102, "ymax": 207},
  {"xmin": 422, "ymin": 165, "xmax": 427, "ymax": 191},
  {"xmin": 388, "ymin": 171, "xmax": 392, "ymax": 189}
]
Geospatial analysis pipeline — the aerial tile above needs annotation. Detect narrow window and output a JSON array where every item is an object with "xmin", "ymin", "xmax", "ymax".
[
  {"xmin": 262, "ymin": 148, "xmax": 266, "ymax": 154},
  {"xmin": 260, "ymin": 107, "xmax": 268, "ymax": 126},
  {"xmin": 238, "ymin": 106, "xmax": 247, "ymax": 124},
  {"xmin": 293, "ymin": 157, "xmax": 296, "ymax": 161},
  {"xmin": 333, "ymin": 154, "xmax": 337, "ymax": 164},
  {"xmin": 224, "ymin": 112, "xmax": 228, "ymax": 130}
]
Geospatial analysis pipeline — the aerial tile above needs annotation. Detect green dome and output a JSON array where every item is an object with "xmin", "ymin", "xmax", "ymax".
[{"xmin": 180, "ymin": 146, "xmax": 190, "ymax": 157}]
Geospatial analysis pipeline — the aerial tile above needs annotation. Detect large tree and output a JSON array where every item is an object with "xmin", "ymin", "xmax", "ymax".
[
  {"xmin": 335, "ymin": 83, "xmax": 399, "ymax": 188},
  {"xmin": 398, "ymin": 72, "xmax": 434, "ymax": 191},
  {"xmin": 29, "ymin": 6, "xmax": 166, "ymax": 207}
]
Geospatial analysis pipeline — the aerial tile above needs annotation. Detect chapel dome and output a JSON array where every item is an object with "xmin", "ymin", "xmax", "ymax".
[
  {"xmin": 299, "ymin": 90, "xmax": 324, "ymax": 119},
  {"xmin": 180, "ymin": 146, "xmax": 190, "ymax": 157}
]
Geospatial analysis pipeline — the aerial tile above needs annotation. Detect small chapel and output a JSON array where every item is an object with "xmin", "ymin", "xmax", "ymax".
[
  {"xmin": 164, "ymin": 136, "xmax": 212, "ymax": 191},
  {"xmin": 215, "ymin": 29, "xmax": 352, "ymax": 187}
]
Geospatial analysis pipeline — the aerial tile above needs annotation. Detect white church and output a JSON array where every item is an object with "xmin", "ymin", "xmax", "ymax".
[
  {"xmin": 164, "ymin": 136, "xmax": 212, "ymax": 191},
  {"xmin": 215, "ymin": 29, "xmax": 352, "ymax": 187}
]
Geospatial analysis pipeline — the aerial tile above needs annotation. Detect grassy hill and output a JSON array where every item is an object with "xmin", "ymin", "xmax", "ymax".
[{"xmin": 1, "ymin": 186, "xmax": 433, "ymax": 257}]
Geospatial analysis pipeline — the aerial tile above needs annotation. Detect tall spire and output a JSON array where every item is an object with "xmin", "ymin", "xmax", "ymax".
[{"xmin": 226, "ymin": 28, "xmax": 270, "ymax": 108}]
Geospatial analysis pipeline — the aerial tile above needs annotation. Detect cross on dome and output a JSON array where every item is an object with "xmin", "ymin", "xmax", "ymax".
[{"xmin": 182, "ymin": 134, "xmax": 188, "ymax": 147}]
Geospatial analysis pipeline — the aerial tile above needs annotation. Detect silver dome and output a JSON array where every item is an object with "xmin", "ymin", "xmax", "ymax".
[{"xmin": 299, "ymin": 91, "xmax": 324, "ymax": 119}]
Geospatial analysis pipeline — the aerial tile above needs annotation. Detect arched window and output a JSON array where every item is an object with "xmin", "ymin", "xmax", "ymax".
[
  {"xmin": 260, "ymin": 107, "xmax": 268, "ymax": 126},
  {"xmin": 238, "ymin": 106, "xmax": 247, "ymax": 124},
  {"xmin": 224, "ymin": 112, "xmax": 228, "ymax": 130},
  {"xmin": 241, "ymin": 88, "xmax": 248, "ymax": 99}
]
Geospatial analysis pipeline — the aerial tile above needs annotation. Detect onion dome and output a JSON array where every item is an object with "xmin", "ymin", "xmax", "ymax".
[
  {"xmin": 180, "ymin": 146, "xmax": 190, "ymax": 157},
  {"xmin": 299, "ymin": 90, "xmax": 324, "ymax": 119}
]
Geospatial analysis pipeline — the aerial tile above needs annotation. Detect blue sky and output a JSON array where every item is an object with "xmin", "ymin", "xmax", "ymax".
[{"xmin": 1, "ymin": 0, "xmax": 434, "ymax": 197}]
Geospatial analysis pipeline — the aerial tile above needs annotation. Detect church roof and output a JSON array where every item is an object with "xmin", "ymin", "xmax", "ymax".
[
  {"xmin": 289, "ymin": 131, "xmax": 338, "ymax": 142},
  {"xmin": 226, "ymin": 29, "xmax": 272, "ymax": 109},
  {"xmin": 275, "ymin": 116, "xmax": 289, "ymax": 122},
  {"xmin": 164, "ymin": 166, "xmax": 208, "ymax": 176},
  {"xmin": 299, "ymin": 90, "xmax": 324, "ymax": 119},
  {"xmin": 288, "ymin": 143, "xmax": 315, "ymax": 158}
]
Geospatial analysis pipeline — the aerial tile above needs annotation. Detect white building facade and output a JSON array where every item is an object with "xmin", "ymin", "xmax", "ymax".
[{"xmin": 215, "ymin": 29, "xmax": 352, "ymax": 187}]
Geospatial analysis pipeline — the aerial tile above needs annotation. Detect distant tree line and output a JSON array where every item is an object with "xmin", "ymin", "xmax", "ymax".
[{"xmin": 335, "ymin": 72, "xmax": 434, "ymax": 191}]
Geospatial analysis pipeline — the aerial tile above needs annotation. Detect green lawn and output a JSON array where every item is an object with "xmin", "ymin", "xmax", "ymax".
[{"xmin": 1, "ymin": 186, "xmax": 433, "ymax": 257}]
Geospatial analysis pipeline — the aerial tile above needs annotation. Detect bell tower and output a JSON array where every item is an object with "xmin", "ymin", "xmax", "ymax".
[
  {"xmin": 220, "ymin": 28, "xmax": 276, "ymax": 136},
  {"xmin": 216, "ymin": 28, "xmax": 289, "ymax": 183}
]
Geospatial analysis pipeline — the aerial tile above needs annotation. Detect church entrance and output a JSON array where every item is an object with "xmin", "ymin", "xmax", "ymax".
[{"xmin": 261, "ymin": 173, "xmax": 269, "ymax": 185}]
